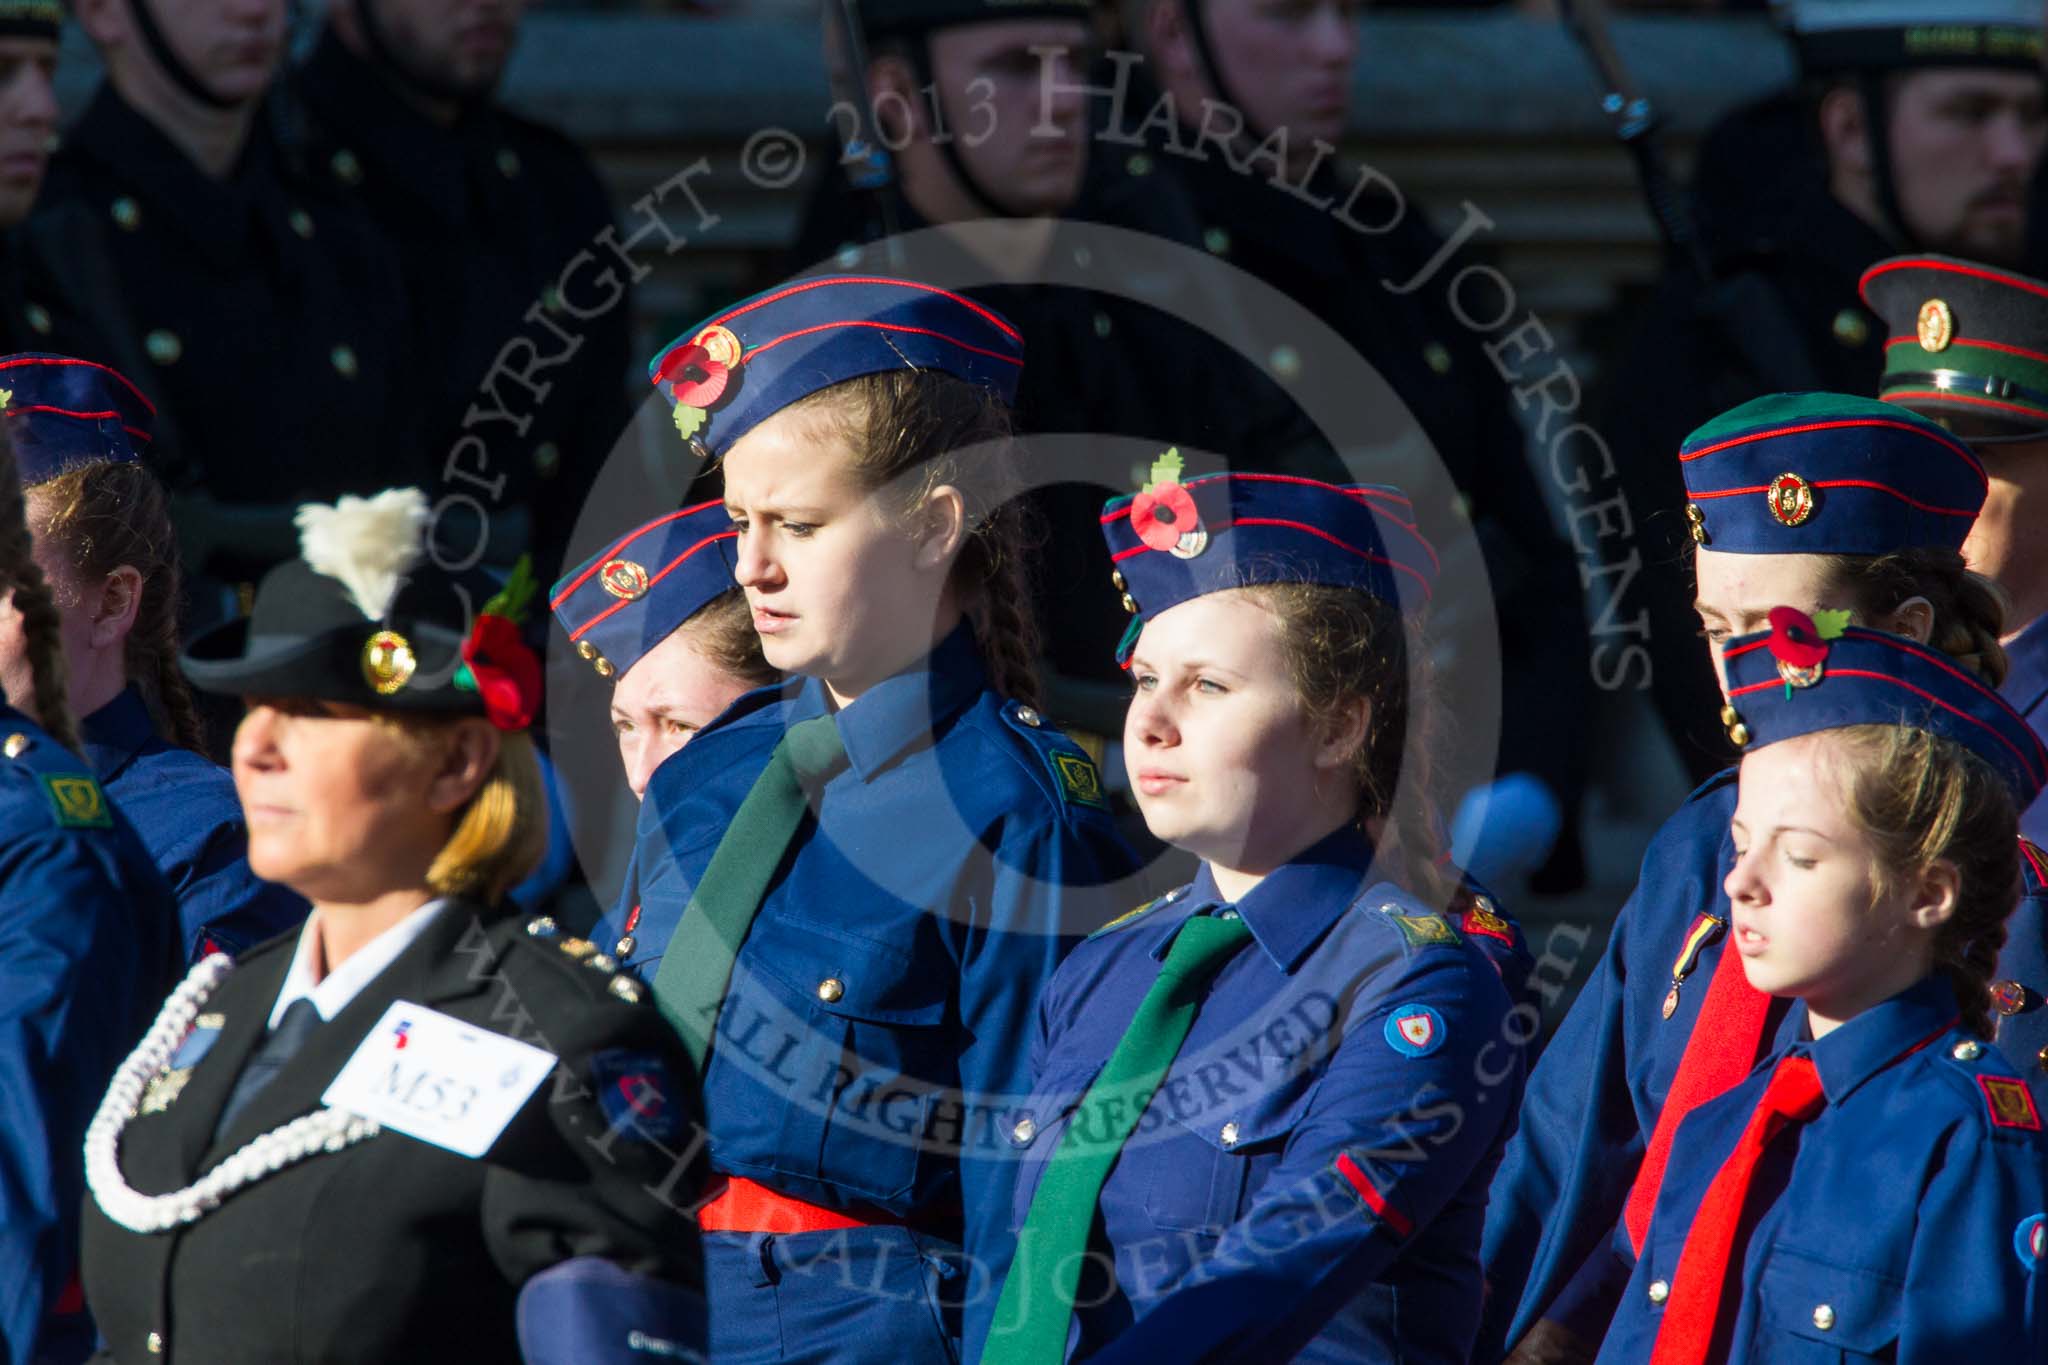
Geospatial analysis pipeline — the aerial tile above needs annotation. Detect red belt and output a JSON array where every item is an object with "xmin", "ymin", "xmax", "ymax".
[{"xmin": 697, "ymin": 1176, "xmax": 900, "ymax": 1235}]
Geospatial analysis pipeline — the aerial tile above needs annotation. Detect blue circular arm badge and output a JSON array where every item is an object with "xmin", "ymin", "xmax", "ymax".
[
  {"xmin": 1385, "ymin": 1004, "xmax": 1446, "ymax": 1058},
  {"xmin": 2016, "ymin": 1213, "xmax": 2047, "ymax": 1272}
]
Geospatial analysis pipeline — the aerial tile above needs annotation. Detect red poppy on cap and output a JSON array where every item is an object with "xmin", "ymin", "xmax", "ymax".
[
  {"xmin": 1766, "ymin": 606, "xmax": 1830, "ymax": 671},
  {"xmin": 1131, "ymin": 482, "xmax": 1200, "ymax": 554},
  {"xmin": 461, "ymin": 614, "xmax": 541, "ymax": 731}
]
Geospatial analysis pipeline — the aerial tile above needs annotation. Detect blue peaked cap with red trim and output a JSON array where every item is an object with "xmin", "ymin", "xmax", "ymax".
[
  {"xmin": 0, "ymin": 352, "xmax": 156, "ymax": 483},
  {"xmin": 1677, "ymin": 392, "xmax": 1985, "ymax": 555},
  {"xmin": 1721, "ymin": 614, "xmax": 2048, "ymax": 808},
  {"xmin": 646, "ymin": 275, "xmax": 1024, "ymax": 463},
  {"xmin": 1100, "ymin": 470, "xmax": 1438, "ymax": 665},
  {"xmin": 549, "ymin": 499, "xmax": 740, "ymax": 683}
]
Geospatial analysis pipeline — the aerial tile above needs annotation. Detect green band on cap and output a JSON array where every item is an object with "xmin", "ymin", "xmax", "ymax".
[{"xmin": 1882, "ymin": 340, "xmax": 2048, "ymax": 421}]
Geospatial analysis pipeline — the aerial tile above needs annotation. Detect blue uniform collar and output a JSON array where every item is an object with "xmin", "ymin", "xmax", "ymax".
[
  {"xmin": 1150, "ymin": 823, "xmax": 1379, "ymax": 974},
  {"xmin": 1788, "ymin": 975, "xmax": 1960, "ymax": 1106},
  {"xmin": 80, "ymin": 685, "xmax": 157, "ymax": 784},
  {"xmin": 784, "ymin": 623, "xmax": 988, "ymax": 783},
  {"xmin": 2003, "ymin": 612, "xmax": 2048, "ymax": 720}
]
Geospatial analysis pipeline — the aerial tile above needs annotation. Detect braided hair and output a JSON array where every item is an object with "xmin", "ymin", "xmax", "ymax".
[
  {"xmin": 1821, "ymin": 547, "xmax": 2009, "ymax": 687},
  {"xmin": 0, "ymin": 426, "xmax": 75, "ymax": 749},
  {"xmin": 789, "ymin": 369, "xmax": 1044, "ymax": 708},
  {"xmin": 30, "ymin": 460, "xmax": 205, "ymax": 750}
]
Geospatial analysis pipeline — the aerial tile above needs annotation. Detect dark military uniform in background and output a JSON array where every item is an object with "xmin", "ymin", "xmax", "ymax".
[
  {"xmin": 1076, "ymin": 72, "xmax": 1595, "ymax": 879},
  {"xmin": 1596, "ymin": 91, "xmax": 1891, "ymax": 781},
  {"xmin": 23, "ymin": 88, "xmax": 417, "ymax": 615},
  {"xmin": 791, "ymin": 182, "xmax": 1330, "ymax": 741},
  {"xmin": 295, "ymin": 29, "xmax": 633, "ymax": 582}
]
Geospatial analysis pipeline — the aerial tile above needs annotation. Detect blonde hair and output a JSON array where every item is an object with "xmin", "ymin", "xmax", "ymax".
[
  {"xmin": 376, "ymin": 714, "xmax": 547, "ymax": 905},
  {"xmin": 0, "ymin": 425, "xmax": 74, "ymax": 749},
  {"xmin": 1834, "ymin": 724, "xmax": 2022, "ymax": 1039},
  {"xmin": 784, "ymin": 369, "xmax": 1043, "ymax": 707}
]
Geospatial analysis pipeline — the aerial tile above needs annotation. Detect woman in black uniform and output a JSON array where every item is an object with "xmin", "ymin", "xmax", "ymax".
[{"xmin": 78, "ymin": 488, "xmax": 705, "ymax": 1364}]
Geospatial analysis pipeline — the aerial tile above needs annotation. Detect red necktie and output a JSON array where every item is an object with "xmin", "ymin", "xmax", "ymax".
[
  {"xmin": 1625, "ymin": 936, "xmax": 1773, "ymax": 1252},
  {"xmin": 1648, "ymin": 1055, "xmax": 1826, "ymax": 1365}
]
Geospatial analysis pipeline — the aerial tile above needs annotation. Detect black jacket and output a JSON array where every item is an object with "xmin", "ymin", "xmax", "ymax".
[
  {"xmin": 294, "ymin": 31, "xmax": 633, "ymax": 582},
  {"xmin": 81, "ymin": 900, "xmax": 703, "ymax": 1364}
]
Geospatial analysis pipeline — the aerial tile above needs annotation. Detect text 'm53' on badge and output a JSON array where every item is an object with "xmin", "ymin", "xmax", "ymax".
[{"xmin": 323, "ymin": 1001, "xmax": 558, "ymax": 1158}]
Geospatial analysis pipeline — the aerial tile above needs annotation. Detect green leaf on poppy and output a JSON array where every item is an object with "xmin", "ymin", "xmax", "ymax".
[
  {"xmin": 454, "ymin": 662, "xmax": 479, "ymax": 693},
  {"xmin": 1812, "ymin": 609, "xmax": 1851, "ymax": 641},
  {"xmin": 482, "ymin": 555, "xmax": 538, "ymax": 625},
  {"xmin": 672, "ymin": 403, "xmax": 707, "ymax": 440},
  {"xmin": 1143, "ymin": 447, "xmax": 1183, "ymax": 493}
]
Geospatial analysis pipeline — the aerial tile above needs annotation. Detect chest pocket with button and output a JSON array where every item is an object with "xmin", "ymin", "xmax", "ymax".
[
  {"xmin": 1141, "ymin": 1055, "xmax": 1328, "ymax": 1235},
  {"xmin": 731, "ymin": 912, "xmax": 952, "ymax": 1204},
  {"xmin": 1008, "ymin": 1058, "xmax": 1109, "ymax": 1230},
  {"xmin": 1753, "ymin": 1245, "xmax": 1902, "ymax": 1360}
]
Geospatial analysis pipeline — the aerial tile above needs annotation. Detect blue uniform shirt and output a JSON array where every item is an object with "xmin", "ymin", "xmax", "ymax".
[
  {"xmin": 616, "ymin": 625, "xmax": 1135, "ymax": 1349},
  {"xmin": 2007, "ymin": 612, "xmax": 2048, "ymax": 848},
  {"xmin": 1597, "ymin": 976, "xmax": 2048, "ymax": 1362},
  {"xmin": 1009, "ymin": 826, "xmax": 1524, "ymax": 1364},
  {"xmin": 82, "ymin": 686, "xmax": 307, "ymax": 962},
  {"xmin": 0, "ymin": 704, "xmax": 180, "ymax": 1365},
  {"xmin": 1480, "ymin": 768, "xmax": 2048, "ymax": 1358}
]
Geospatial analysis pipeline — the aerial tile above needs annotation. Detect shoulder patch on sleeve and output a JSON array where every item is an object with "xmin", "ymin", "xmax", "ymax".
[
  {"xmin": 2016, "ymin": 1213, "xmax": 2047, "ymax": 1270},
  {"xmin": 1980, "ymin": 1074, "xmax": 2043, "ymax": 1132},
  {"xmin": 41, "ymin": 773, "xmax": 111, "ymax": 829},
  {"xmin": 589, "ymin": 1049, "xmax": 681, "ymax": 1143},
  {"xmin": 1376, "ymin": 902, "xmax": 1459, "ymax": 949},
  {"xmin": 1384, "ymin": 1003, "xmax": 1446, "ymax": 1057}
]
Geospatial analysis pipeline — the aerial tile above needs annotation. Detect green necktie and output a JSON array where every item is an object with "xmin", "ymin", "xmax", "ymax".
[
  {"xmin": 651, "ymin": 714, "xmax": 847, "ymax": 1072},
  {"xmin": 986, "ymin": 911, "xmax": 1254, "ymax": 1364}
]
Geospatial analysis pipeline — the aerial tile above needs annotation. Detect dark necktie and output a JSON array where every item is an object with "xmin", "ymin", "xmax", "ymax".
[
  {"xmin": 651, "ymin": 714, "xmax": 847, "ymax": 1072},
  {"xmin": 1649, "ymin": 1054, "xmax": 1826, "ymax": 1365},
  {"xmin": 986, "ymin": 912, "xmax": 1254, "ymax": 1364},
  {"xmin": 213, "ymin": 997, "xmax": 324, "ymax": 1141}
]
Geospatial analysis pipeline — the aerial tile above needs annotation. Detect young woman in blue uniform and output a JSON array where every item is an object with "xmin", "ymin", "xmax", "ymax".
[
  {"xmin": 551, "ymin": 498, "xmax": 776, "ymax": 802},
  {"xmin": 984, "ymin": 471, "xmax": 1523, "ymax": 1364},
  {"xmin": 0, "ymin": 412, "xmax": 181, "ymax": 1365},
  {"xmin": 0, "ymin": 352, "xmax": 306, "ymax": 961},
  {"xmin": 620, "ymin": 276, "xmax": 1136, "ymax": 1363},
  {"xmin": 78, "ymin": 487, "xmax": 705, "ymax": 1363},
  {"xmin": 1480, "ymin": 392, "xmax": 2047, "ymax": 1362},
  {"xmin": 1598, "ymin": 618, "xmax": 2048, "ymax": 1362}
]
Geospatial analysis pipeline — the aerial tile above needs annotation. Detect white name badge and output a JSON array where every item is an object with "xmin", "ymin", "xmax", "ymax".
[{"xmin": 322, "ymin": 1001, "xmax": 558, "ymax": 1158}]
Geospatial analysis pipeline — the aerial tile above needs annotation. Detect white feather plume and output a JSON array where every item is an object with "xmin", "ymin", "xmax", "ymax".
[{"xmin": 293, "ymin": 488, "xmax": 432, "ymax": 622}]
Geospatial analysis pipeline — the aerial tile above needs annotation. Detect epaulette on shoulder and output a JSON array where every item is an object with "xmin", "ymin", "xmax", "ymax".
[
  {"xmin": 0, "ymin": 727, "xmax": 113, "ymax": 831},
  {"xmin": 1448, "ymin": 880, "xmax": 1518, "ymax": 948},
  {"xmin": 1088, "ymin": 885, "xmax": 1187, "ymax": 940},
  {"xmin": 1938, "ymin": 1034, "xmax": 2045, "ymax": 1137},
  {"xmin": 1363, "ymin": 890, "xmax": 1463, "ymax": 952},
  {"xmin": 991, "ymin": 700, "xmax": 1111, "ymax": 815},
  {"xmin": 511, "ymin": 914, "xmax": 647, "ymax": 1007},
  {"xmin": 2019, "ymin": 838, "xmax": 2048, "ymax": 894}
]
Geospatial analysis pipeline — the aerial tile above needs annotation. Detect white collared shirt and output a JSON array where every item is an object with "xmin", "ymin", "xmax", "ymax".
[{"xmin": 267, "ymin": 898, "xmax": 450, "ymax": 1030}]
